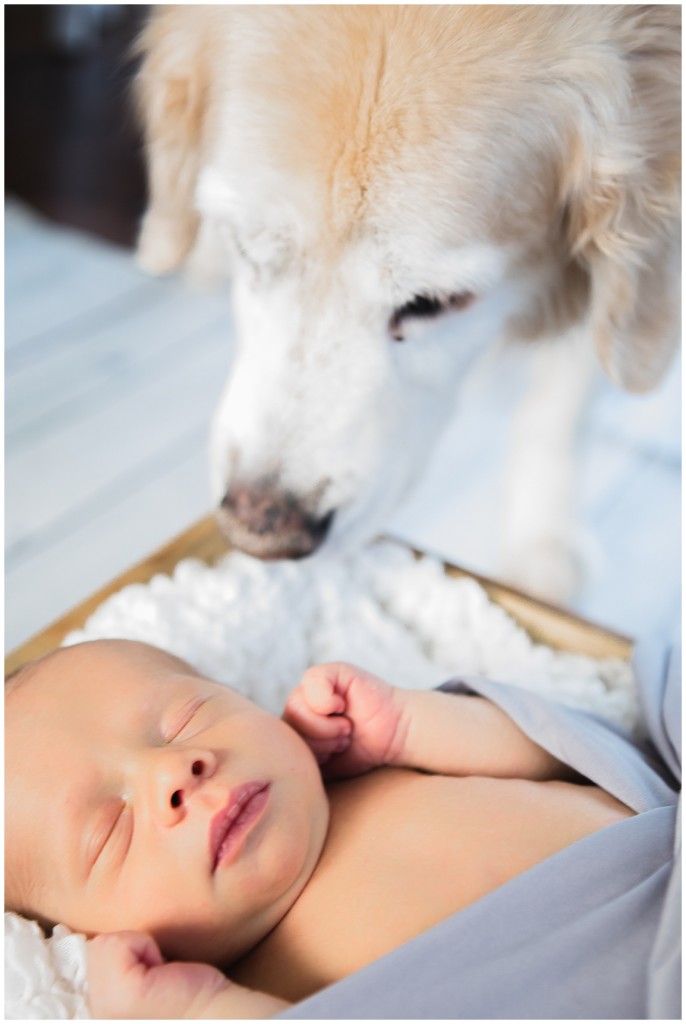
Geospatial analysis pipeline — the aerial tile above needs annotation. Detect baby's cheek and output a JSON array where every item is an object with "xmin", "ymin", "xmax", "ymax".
[
  {"xmin": 281, "ymin": 716, "xmax": 326, "ymax": 771},
  {"xmin": 254, "ymin": 713, "xmax": 325, "ymax": 789}
]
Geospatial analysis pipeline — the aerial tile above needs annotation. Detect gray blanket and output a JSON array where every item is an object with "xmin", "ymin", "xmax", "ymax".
[{"xmin": 279, "ymin": 639, "xmax": 681, "ymax": 1019}]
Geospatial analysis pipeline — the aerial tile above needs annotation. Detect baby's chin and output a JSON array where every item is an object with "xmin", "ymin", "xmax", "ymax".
[{"xmin": 156, "ymin": 882, "xmax": 303, "ymax": 967}]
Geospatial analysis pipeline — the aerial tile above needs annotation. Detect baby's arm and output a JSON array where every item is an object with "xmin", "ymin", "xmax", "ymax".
[
  {"xmin": 87, "ymin": 931, "xmax": 289, "ymax": 1020},
  {"xmin": 397, "ymin": 688, "xmax": 578, "ymax": 781},
  {"xmin": 286, "ymin": 663, "xmax": 577, "ymax": 782}
]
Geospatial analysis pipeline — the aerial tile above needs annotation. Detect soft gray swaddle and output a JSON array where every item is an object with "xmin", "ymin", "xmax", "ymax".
[{"xmin": 280, "ymin": 640, "xmax": 681, "ymax": 1020}]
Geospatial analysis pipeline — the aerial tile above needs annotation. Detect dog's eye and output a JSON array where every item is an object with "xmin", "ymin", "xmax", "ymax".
[{"xmin": 389, "ymin": 292, "xmax": 475, "ymax": 341}]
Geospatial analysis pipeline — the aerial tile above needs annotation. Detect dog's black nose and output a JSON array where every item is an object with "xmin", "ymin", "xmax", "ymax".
[{"xmin": 217, "ymin": 484, "xmax": 334, "ymax": 560}]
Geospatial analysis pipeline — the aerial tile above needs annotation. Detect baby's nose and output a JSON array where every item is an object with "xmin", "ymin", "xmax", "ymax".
[{"xmin": 153, "ymin": 750, "xmax": 216, "ymax": 825}]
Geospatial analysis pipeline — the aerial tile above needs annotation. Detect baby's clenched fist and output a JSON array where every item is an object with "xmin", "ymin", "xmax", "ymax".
[{"xmin": 283, "ymin": 662, "xmax": 409, "ymax": 778}]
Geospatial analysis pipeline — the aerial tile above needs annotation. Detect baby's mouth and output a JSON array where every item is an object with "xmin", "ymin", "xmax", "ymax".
[{"xmin": 210, "ymin": 781, "xmax": 270, "ymax": 872}]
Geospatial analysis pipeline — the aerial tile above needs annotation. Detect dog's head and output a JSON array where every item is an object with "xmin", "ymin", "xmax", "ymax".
[{"xmin": 136, "ymin": 6, "xmax": 680, "ymax": 559}]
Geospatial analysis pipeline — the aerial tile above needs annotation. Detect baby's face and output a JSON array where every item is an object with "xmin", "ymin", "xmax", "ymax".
[{"xmin": 5, "ymin": 640, "xmax": 328, "ymax": 964}]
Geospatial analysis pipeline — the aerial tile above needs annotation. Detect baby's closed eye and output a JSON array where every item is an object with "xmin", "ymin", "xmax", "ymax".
[
  {"xmin": 162, "ymin": 697, "xmax": 211, "ymax": 743},
  {"xmin": 88, "ymin": 799, "xmax": 131, "ymax": 875}
]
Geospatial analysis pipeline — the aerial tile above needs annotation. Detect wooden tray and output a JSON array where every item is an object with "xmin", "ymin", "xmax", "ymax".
[{"xmin": 5, "ymin": 515, "xmax": 633, "ymax": 676}]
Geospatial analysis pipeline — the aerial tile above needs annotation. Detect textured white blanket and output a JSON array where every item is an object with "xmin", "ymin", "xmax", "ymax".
[{"xmin": 5, "ymin": 540, "xmax": 636, "ymax": 1020}]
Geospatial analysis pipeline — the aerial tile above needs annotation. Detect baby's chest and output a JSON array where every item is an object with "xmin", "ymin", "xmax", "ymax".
[
  {"xmin": 253, "ymin": 769, "xmax": 628, "ymax": 1001},
  {"xmin": 237, "ymin": 772, "xmax": 469, "ymax": 1000},
  {"xmin": 306, "ymin": 770, "xmax": 623, "ymax": 985},
  {"xmin": 300, "ymin": 773, "xmax": 510, "ymax": 981}
]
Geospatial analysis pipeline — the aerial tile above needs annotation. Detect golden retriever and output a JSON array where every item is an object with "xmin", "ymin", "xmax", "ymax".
[{"xmin": 134, "ymin": 5, "xmax": 680, "ymax": 601}]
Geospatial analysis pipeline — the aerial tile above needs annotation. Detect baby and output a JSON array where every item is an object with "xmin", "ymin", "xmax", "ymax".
[{"xmin": 5, "ymin": 638, "xmax": 635, "ymax": 1019}]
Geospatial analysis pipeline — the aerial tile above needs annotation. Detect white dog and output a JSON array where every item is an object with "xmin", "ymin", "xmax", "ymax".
[{"xmin": 134, "ymin": 5, "xmax": 680, "ymax": 602}]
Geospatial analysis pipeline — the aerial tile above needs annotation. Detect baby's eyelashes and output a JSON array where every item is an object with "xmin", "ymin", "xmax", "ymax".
[
  {"xmin": 87, "ymin": 798, "xmax": 129, "ymax": 876},
  {"xmin": 162, "ymin": 697, "xmax": 210, "ymax": 743}
]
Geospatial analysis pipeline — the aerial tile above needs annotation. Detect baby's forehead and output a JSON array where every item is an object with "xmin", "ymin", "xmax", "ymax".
[
  {"xmin": 57, "ymin": 638, "xmax": 200, "ymax": 673},
  {"xmin": 5, "ymin": 641, "xmax": 210, "ymax": 718},
  {"xmin": 12, "ymin": 639, "xmax": 197, "ymax": 678}
]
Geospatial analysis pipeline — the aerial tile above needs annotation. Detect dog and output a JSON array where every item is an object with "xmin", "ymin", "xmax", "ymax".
[{"xmin": 133, "ymin": 5, "xmax": 680, "ymax": 602}]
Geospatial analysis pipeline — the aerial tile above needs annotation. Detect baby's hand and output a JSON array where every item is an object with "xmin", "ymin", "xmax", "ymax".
[
  {"xmin": 87, "ymin": 931, "xmax": 230, "ymax": 1019},
  {"xmin": 283, "ymin": 662, "xmax": 409, "ymax": 777},
  {"xmin": 87, "ymin": 931, "xmax": 287, "ymax": 1019}
]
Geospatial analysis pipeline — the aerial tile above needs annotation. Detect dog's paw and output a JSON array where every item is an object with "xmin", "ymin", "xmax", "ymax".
[
  {"xmin": 136, "ymin": 212, "xmax": 195, "ymax": 276},
  {"xmin": 502, "ymin": 535, "xmax": 586, "ymax": 606}
]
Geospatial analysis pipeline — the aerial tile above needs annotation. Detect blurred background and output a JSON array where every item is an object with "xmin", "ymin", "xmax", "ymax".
[
  {"xmin": 5, "ymin": 4, "xmax": 681, "ymax": 653},
  {"xmin": 6, "ymin": 4, "xmax": 233, "ymax": 650},
  {"xmin": 6, "ymin": 5, "xmax": 145, "ymax": 245}
]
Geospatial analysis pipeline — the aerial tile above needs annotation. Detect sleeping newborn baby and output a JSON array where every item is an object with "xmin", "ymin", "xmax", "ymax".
[{"xmin": 5, "ymin": 639, "xmax": 635, "ymax": 1019}]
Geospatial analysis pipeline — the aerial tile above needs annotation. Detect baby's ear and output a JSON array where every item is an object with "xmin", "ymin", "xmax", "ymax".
[
  {"xmin": 133, "ymin": 8, "xmax": 210, "ymax": 275},
  {"xmin": 561, "ymin": 6, "xmax": 680, "ymax": 393}
]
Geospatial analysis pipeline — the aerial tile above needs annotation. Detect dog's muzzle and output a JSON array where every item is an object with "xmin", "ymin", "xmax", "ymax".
[{"xmin": 216, "ymin": 482, "xmax": 334, "ymax": 560}]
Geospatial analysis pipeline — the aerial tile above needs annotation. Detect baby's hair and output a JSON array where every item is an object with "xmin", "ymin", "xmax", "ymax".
[
  {"xmin": 5, "ymin": 661, "xmax": 32, "ymax": 690},
  {"xmin": 5, "ymin": 649, "xmax": 60, "ymax": 694},
  {"xmin": 6, "ymin": 662, "xmax": 36, "ymax": 698},
  {"xmin": 4, "ymin": 884, "xmax": 55, "ymax": 935}
]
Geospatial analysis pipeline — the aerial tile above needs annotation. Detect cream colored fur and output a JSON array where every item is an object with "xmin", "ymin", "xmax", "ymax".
[{"xmin": 134, "ymin": 5, "xmax": 680, "ymax": 602}]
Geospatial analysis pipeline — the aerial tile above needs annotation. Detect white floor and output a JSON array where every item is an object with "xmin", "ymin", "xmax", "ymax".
[{"xmin": 5, "ymin": 200, "xmax": 681, "ymax": 651}]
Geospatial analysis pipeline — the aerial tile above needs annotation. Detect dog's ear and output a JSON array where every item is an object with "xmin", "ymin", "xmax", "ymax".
[
  {"xmin": 561, "ymin": 7, "xmax": 681, "ymax": 393},
  {"xmin": 133, "ymin": 9, "xmax": 209, "ymax": 275}
]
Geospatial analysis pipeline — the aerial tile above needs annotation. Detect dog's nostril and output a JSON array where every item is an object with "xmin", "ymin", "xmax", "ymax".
[
  {"xmin": 218, "ymin": 485, "xmax": 334, "ymax": 559},
  {"xmin": 222, "ymin": 486, "xmax": 306, "ymax": 535}
]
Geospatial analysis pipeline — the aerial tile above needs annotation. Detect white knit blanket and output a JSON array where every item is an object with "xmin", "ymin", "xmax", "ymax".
[{"xmin": 5, "ymin": 539, "xmax": 637, "ymax": 1019}]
